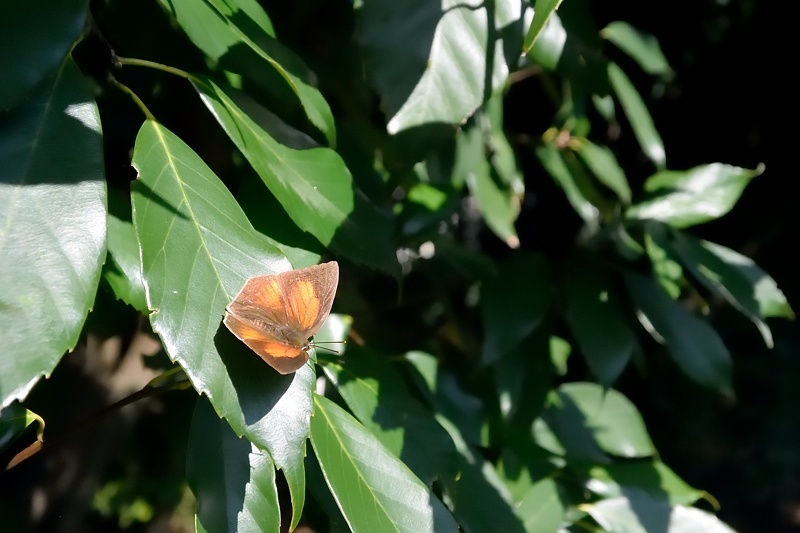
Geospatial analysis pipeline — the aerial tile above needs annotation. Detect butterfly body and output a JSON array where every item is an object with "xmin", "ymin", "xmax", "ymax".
[{"xmin": 223, "ymin": 261, "xmax": 339, "ymax": 374}]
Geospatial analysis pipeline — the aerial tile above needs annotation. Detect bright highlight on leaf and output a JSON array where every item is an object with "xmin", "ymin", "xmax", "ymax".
[
  {"xmin": 360, "ymin": 0, "xmax": 512, "ymax": 133},
  {"xmin": 627, "ymin": 163, "xmax": 764, "ymax": 227},
  {"xmin": 0, "ymin": 58, "xmax": 106, "ymax": 408}
]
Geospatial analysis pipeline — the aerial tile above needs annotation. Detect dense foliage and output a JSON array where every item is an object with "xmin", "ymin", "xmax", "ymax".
[{"xmin": 0, "ymin": 0, "xmax": 794, "ymax": 531}]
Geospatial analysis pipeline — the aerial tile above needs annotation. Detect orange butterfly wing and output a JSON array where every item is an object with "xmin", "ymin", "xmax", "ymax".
[{"xmin": 223, "ymin": 261, "xmax": 339, "ymax": 374}]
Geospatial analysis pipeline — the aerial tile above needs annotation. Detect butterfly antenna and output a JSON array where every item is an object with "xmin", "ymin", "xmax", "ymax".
[{"xmin": 313, "ymin": 340, "xmax": 347, "ymax": 355}]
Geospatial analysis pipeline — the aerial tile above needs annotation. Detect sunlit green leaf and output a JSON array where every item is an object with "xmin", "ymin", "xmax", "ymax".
[
  {"xmin": 131, "ymin": 121, "xmax": 313, "ymax": 527},
  {"xmin": 516, "ymin": 478, "xmax": 564, "ymax": 533},
  {"xmin": 498, "ymin": 444, "xmax": 562, "ymax": 509},
  {"xmin": 527, "ymin": 10, "xmax": 567, "ymax": 70},
  {"xmin": 401, "ymin": 183, "xmax": 459, "ymax": 237},
  {"xmin": 435, "ymin": 416, "xmax": 527, "ymax": 532},
  {"xmin": 587, "ymin": 490, "xmax": 734, "ymax": 533},
  {"xmin": 580, "ymin": 461, "xmax": 703, "ymax": 506},
  {"xmin": 401, "ymin": 354, "xmax": 525, "ymax": 531},
  {"xmin": 0, "ymin": 403, "xmax": 42, "ymax": 454},
  {"xmin": 550, "ymin": 336, "xmax": 572, "ymax": 376},
  {"xmin": 535, "ymin": 143, "xmax": 599, "ymax": 224},
  {"xmin": 485, "ymin": 94, "xmax": 520, "ymax": 191},
  {"xmin": 627, "ymin": 163, "xmax": 763, "ymax": 228},
  {"xmin": 0, "ymin": 57, "xmax": 106, "ymax": 408},
  {"xmin": 234, "ymin": 174, "xmax": 323, "ymax": 269},
  {"xmin": 321, "ymin": 345, "xmax": 457, "ymax": 486},
  {"xmin": 360, "ymin": 0, "xmax": 510, "ymax": 133},
  {"xmin": 601, "ymin": 21, "xmax": 673, "ymax": 76},
  {"xmin": 160, "ymin": 0, "xmax": 335, "ymax": 144},
  {"xmin": 461, "ymin": 123, "xmax": 522, "ymax": 248},
  {"xmin": 608, "ymin": 62, "xmax": 666, "ymax": 168},
  {"xmin": 310, "ymin": 395, "xmax": 459, "ymax": 532},
  {"xmin": 669, "ymin": 232, "xmax": 793, "ymax": 348},
  {"xmin": 305, "ymin": 451, "xmax": 350, "ymax": 531},
  {"xmin": 530, "ymin": 3, "xmax": 609, "ymax": 97},
  {"xmin": 545, "ymin": 383, "xmax": 656, "ymax": 459},
  {"xmin": 523, "ymin": 0, "xmax": 565, "ymax": 53},
  {"xmin": 193, "ymin": 77, "xmax": 398, "ymax": 275},
  {"xmin": 645, "ymin": 224, "xmax": 683, "ymax": 298},
  {"xmin": 576, "ymin": 140, "xmax": 632, "ymax": 204},
  {"xmin": 592, "ymin": 94, "xmax": 616, "ymax": 121}
]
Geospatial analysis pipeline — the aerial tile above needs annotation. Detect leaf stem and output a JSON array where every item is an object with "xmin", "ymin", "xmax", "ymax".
[
  {"xmin": 107, "ymin": 74, "xmax": 156, "ymax": 121},
  {"xmin": 115, "ymin": 55, "xmax": 193, "ymax": 80}
]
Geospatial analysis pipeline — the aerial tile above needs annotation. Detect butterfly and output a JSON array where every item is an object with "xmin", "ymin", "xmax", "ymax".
[{"xmin": 223, "ymin": 261, "xmax": 339, "ymax": 374}]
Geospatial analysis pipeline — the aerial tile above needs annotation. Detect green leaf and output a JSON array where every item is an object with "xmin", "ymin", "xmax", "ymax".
[
  {"xmin": 564, "ymin": 256, "xmax": 636, "ymax": 387},
  {"xmin": 188, "ymin": 398, "xmax": 280, "ymax": 533},
  {"xmin": 592, "ymin": 94, "xmax": 617, "ymax": 122},
  {"xmin": 104, "ymin": 191, "xmax": 147, "ymax": 312},
  {"xmin": 644, "ymin": 223, "xmax": 683, "ymax": 298},
  {"xmin": 434, "ymin": 416, "xmax": 527, "ymax": 533},
  {"xmin": 399, "ymin": 354, "xmax": 526, "ymax": 532},
  {"xmin": 359, "ymin": 0, "xmax": 510, "ymax": 133},
  {"xmin": 485, "ymin": 94, "xmax": 524, "ymax": 191},
  {"xmin": 404, "ymin": 351, "xmax": 487, "ymax": 447},
  {"xmin": 627, "ymin": 163, "xmax": 763, "ymax": 228},
  {"xmin": 580, "ymin": 461, "xmax": 703, "ymax": 506},
  {"xmin": 527, "ymin": 10, "xmax": 567, "ymax": 71},
  {"xmin": 669, "ymin": 232, "xmax": 793, "ymax": 347},
  {"xmin": 494, "ymin": 332, "xmax": 553, "ymax": 425},
  {"xmin": 535, "ymin": 143, "xmax": 600, "ymax": 224},
  {"xmin": 321, "ymin": 346, "xmax": 457, "ymax": 486},
  {"xmin": 235, "ymin": 175, "xmax": 323, "ymax": 269},
  {"xmin": 529, "ymin": 4, "xmax": 609, "ymax": 97},
  {"xmin": 576, "ymin": 140, "xmax": 632, "ymax": 204},
  {"xmin": 0, "ymin": 403, "xmax": 42, "ymax": 454},
  {"xmin": 481, "ymin": 96, "xmax": 525, "ymax": 247},
  {"xmin": 608, "ymin": 62, "xmax": 666, "ymax": 168},
  {"xmin": 523, "ymin": 0, "xmax": 565, "ymax": 53},
  {"xmin": 482, "ymin": 251, "xmax": 551, "ymax": 364},
  {"xmin": 131, "ymin": 121, "xmax": 313, "ymax": 528},
  {"xmin": 587, "ymin": 490, "xmax": 734, "ymax": 533},
  {"xmin": 305, "ymin": 451, "xmax": 350, "ymax": 531},
  {"xmin": 444, "ymin": 457, "xmax": 527, "ymax": 532},
  {"xmin": 625, "ymin": 272, "xmax": 733, "ymax": 393},
  {"xmin": 460, "ymin": 123, "xmax": 522, "ymax": 248},
  {"xmin": 549, "ymin": 336, "xmax": 572, "ymax": 376},
  {"xmin": 496, "ymin": 445, "xmax": 561, "ymax": 506},
  {"xmin": 401, "ymin": 183, "xmax": 460, "ymax": 237},
  {"xmin": 0, "ymin": 57, "xmax": 106, "ymax": 407},
  {"xmin": 538, "ymin": 383, "xmax": 656, "ymax": 460},
  {"xmin": 601, "ymin": 22, "xmax": 673, "ymax": 76},
  {"xmin": 0, "ymin": 0, "xmax": 88, "ymax": 110},
  {"xmin": 161, "ymin": 0, "xmax": 335, "ymax": 144},
  {"xmin": 310, "ymin": 395, "xmax": 459, "ymax": 533},
  {"xmin": 193, "ymin": 77, "xmax": 398, "ymax": 275},
  {"xmin": 516, "ymin": 478, "xmax": 564, "ymax": 533}
]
